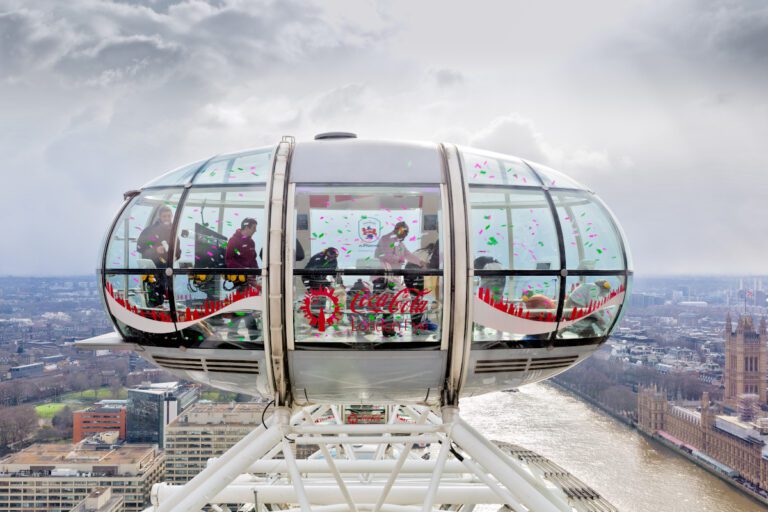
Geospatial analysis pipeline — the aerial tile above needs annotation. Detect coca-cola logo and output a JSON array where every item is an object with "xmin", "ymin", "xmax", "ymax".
[
  {"xmin": 299, "ymin": 287, "xmax": 342, "ymax": 332},
  {"xmin": 349, "ymin": 288, "xmax": 430, "ymax": 315},
  {"xmin": 300, "ymin": 287, "xmax": 434, "ymax": 334}
]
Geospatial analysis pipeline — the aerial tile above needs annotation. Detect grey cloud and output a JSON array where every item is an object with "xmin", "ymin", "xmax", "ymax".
[
  {"xmin": 54, "ymin": 35, "xmax": 184, "ymax": 86},
  {"xmin": 0, "ymin": 10, "xmax": 78, "ymax": 78},
  {"xmin": 0, "ymin": 0, "xmax": 384, "ymax": 86},
  {"xmin": 705, "ymin": 0, "xmax": 768, "ymax": 65},
  {"xmin": 429, "ymin": 68, "xmax": 464, "ymax": 88}
]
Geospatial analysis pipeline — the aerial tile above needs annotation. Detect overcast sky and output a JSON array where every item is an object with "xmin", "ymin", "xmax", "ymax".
[{"xmin": 0, "ymin": 0, "xmax": 766, "ymax": 276}]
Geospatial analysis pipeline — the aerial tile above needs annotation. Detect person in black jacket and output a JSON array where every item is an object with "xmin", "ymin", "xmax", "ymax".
[{"xmin": 303, "ymin": 247, "xmax": 338, "ymax": 291}]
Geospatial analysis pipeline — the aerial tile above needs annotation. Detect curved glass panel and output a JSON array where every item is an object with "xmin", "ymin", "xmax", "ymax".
[
  {"xmin": 526, "ymin": 161, "xmax": 585, "ymax": 190},
  {"xmin": 472, "ymin": 275, "xmax": 559, "ymax": 348},
  {"xmin": 469, "ymin": 189, "xmax": 560, "ymax": 271},
  {"xmin": 174, "ymin": 274, "xmax": 263, "ymax": 349},
  {"xmin": 142, "ymin": 160, "xmax": 205, "ymax": 188},
  {"xmin": 552, "ymin": 191, "xmax": 625, "ymax": 271},
  {"xmin": 292, "ymin": 185, "xmax": 444, "ymax": 346},
  {"xmin": 192, "ymin": 147, "xmax": 274, "ymax": 185},
  {"xmin": 105, "ymin": 189, "xmax": 183, "ymax": 270},
  {"xmin": 557, "ymin": 275, "xmax": 627, "ymax": 341},
  {"xmin": 105, "ymin": 272, "xmax": 177, "ymax": 344},
  {"xmin": 460, "ymin": 148, "xmax": 540, "ymax": 186},
  {"xmin": 174, "ymin": 188, "xmax": 267, "ymax": 270}
]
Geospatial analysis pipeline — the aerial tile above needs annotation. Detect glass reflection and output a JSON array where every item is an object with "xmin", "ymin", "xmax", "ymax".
[
  {"xmin": 293, "ymin": 186, "xmax": 443, "ymax": 271},
  {"xmin": 469, "ymin": 189, "xmax": 560, "ymax": 271},
  {"xmin": 557, "ymin": 275, "xmax": 626, "ymax": 340},
  {"xmin": 174, "ymin": 274, "xmax": 263, "ymax": 349},
  {"xmin": 460, "ymin": 148, "xmax": 540, "ymax": 186},
  {"xmin": 292, "ymin": 275, "xmax": 442, "ymax": 344},
  {"xmin": 472, "ymin": 276, "xmax": 559, "ymax": 347},
  {"xmin": 174, "ymin": 188, "xmax": 266, "ymax": 270},
  {"xmin": 552, "ymin": 191, "xmax": 625, "ymax": 271},
  {"xmin": 105, "ymin": 273, "xmax": 176, "ymax": 344},
  {"xmin": 192, "ymin": 147, "xmax": 274, "ymax": 185},
  {"xmin": 106, "ymin": 190, "xmax": 182, "ymax": 270}
]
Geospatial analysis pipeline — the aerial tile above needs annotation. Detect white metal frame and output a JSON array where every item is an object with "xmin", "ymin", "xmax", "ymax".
[{"xmin": 147, "ymin": 405, "xmax": 585, "ymax": 512}]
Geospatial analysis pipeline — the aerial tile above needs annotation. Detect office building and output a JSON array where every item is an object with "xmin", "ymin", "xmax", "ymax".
[
  {"xmin": 126, "ymin": 382, "xmax": 199, "ymax": 447},
  {"xmin": 73, "ymin": 405, "xmax": 127, "ymax": 443},
  {"xmin": 0, "ymin": 442, "xmax": 163, "ymax": 512},
  {"xmin": 164, "ymin": 402, "xmax": 265, "ymax": 483},
  {"xmin": 69, "ymin": 487, "xmax": 124, "ymax": 512}
]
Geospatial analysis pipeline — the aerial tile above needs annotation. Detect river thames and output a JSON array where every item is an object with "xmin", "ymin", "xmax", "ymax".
[{"xmin": 463, "ymin": 383, "xmax": 765, "ymax": 512}]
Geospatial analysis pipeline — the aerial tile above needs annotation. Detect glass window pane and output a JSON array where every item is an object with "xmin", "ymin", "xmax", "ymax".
[
  {"xmin": 557, "ymin": 275, "xmax": 627, "ymax": 341},
  {"xmin": 294, "ymin": 186, "xmax": 443, "ymax": 271},
  {"xmin": 552, "ymin": 191, "xmax": 625, "ymax": 271},
  {"xmin": 460, "ymin": 148, "xmax": 539, "ymax": 186},
  {"xmin": 142, "ymin": 161, "xmax": 204, "ymax": 188},
  {"xmin": 526, "ymin": 161, "xmax": 585, "ymax": 189},
  {"xmin": 106, "ymin": 190, "xmax": 183, "ymax": 270},
  {"xmin": 105, "ymin": 273, "xmax": 177, "ymax": 344},
  {"xmin": 174, "ymin": 274, "xmax": 263, "ymax": 349},
  {"xmin": 469, "ymin": 189, "xmax": 560, "ymax": 270},
  {"xmin": 472, "ymin": 276, "xmax": 559, "ymax": 348},
  {"xmin": 193, "ymin": 147, "xmax": 274, "ymax": 185},
  {"xmin": 292, "ymin": 274, "xmax": 443, "ymax": 344},
  {"xmin": 174, "ymin": 188, "xmax": 266, "ymax": 270}
]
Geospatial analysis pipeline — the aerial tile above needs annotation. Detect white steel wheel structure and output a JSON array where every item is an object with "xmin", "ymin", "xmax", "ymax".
[{"xmin": 79, "ymin": 133, "xmax": 630, "ymax": 512}]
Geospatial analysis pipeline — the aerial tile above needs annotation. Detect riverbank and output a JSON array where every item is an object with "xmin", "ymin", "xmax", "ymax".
[
  {"xmin": 548, "ymin": 379, "xmax": 768, "ymax": 509},
  {"xmin": 548, "ymin": 378, "xmax": 634, "ymax": 427}
]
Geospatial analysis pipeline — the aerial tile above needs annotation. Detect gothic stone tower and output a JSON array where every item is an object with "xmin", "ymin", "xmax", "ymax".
[
  {"xmin": 637, "ymin": 386, "xmax": 667, "ymax": 433},
  {"xmin": 724, "ymin": 314, "xmax": 767, "ymax": 408}
]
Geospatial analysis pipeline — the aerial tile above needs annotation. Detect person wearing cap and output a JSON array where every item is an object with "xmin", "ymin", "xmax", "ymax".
[
  {"xmin": 225, "ymin": 218, "xmax": 259, "ymax": 270},
  {"xmin": 303, "ymin": 247, "xmax": 339, "ymax": 290}
]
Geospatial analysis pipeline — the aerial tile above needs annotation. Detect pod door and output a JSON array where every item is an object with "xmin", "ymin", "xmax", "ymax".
[{"xmin": 287, "ymin": 184, "xmax": 447, "ymax": 404}]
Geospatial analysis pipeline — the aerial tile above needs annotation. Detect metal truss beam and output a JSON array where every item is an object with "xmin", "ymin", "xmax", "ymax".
[{"xmin": 146, "ymin": 405, "xmax": 587, "ymax": 512}]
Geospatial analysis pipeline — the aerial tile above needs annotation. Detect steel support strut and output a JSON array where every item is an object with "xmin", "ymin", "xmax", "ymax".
[{"xmin": 148, "ymin": 405, "xmax": 591, "ymax": 512}]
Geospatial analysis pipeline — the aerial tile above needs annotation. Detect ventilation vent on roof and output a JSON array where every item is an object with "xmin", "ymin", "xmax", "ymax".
[{"xmin": 314, "ymin": 132, "xmax": 357, "ymax": 140}]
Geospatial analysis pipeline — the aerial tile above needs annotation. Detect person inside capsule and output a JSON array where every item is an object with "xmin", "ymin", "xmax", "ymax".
[
  {"xmin": 374, "ymin": 222, "xmax": 425, "ymax": 337},
  {"xmin": 136, "ymin": 205, "xmax": 180, "ymax": 307},
  {"xmin": 223, "ymin": 217, "xmax": 260, "ymax": 340}
]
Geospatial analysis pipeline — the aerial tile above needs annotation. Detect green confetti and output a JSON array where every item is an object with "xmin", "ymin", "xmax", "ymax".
[
  {"xmin": 487, "ymin": 237, "xmax": 498, "ymax": 246},
  {"xmin": 485, "ymin": 224, "xmax": 491, "ymax": 230},
  {"xmin": 596, "ymin": 249, "xmax": 603, "ymax": 254},
  {"xmin": 538, "ymin": 241, "xmax": 544, "ymax": 246}
]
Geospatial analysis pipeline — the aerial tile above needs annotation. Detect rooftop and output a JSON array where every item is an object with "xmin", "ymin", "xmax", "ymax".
[
  {"xmin": 0, "ymin": 443, "xmax": 158, "ymax": 471},
  {"xmin": 170, "ymin": 402, "xmax": 266, "ymax": 427}
]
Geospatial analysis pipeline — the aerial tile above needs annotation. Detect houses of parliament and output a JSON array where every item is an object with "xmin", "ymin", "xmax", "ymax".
[{"xmin": 638, "ymin": 314, "xmax": 768, "ymax": 489}]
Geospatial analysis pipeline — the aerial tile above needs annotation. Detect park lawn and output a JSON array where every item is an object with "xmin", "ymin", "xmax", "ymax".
[
  {"xmin": 35, "ymin": 403, "xmax": 67, "ymax": 419},
  {"xmin": 201, "ymin": 390, "xmax": 237, "ymax": 401},
  {"xmin": 60, "ymin": 387, "xmax": 127, "ymax": 402}
]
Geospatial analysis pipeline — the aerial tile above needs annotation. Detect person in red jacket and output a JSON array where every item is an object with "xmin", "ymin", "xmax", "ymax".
[
  {"xmin": 225, "ymin": 218, "xmax": 258, "ymax": 269},
  {"xmin": 224, "ymin": 218, "xmax": 259, "ymax": 341}
]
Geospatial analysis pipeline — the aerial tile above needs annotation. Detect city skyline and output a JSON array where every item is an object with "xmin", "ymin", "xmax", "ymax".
[{"xmin": 1, "ymin": 0, "xmax": 767, "ymax": 277}]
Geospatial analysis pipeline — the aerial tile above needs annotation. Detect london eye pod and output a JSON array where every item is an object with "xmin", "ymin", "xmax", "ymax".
[{"xmin": 86, "ymin": 133, "xmax": 632, "ymax": 407}]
